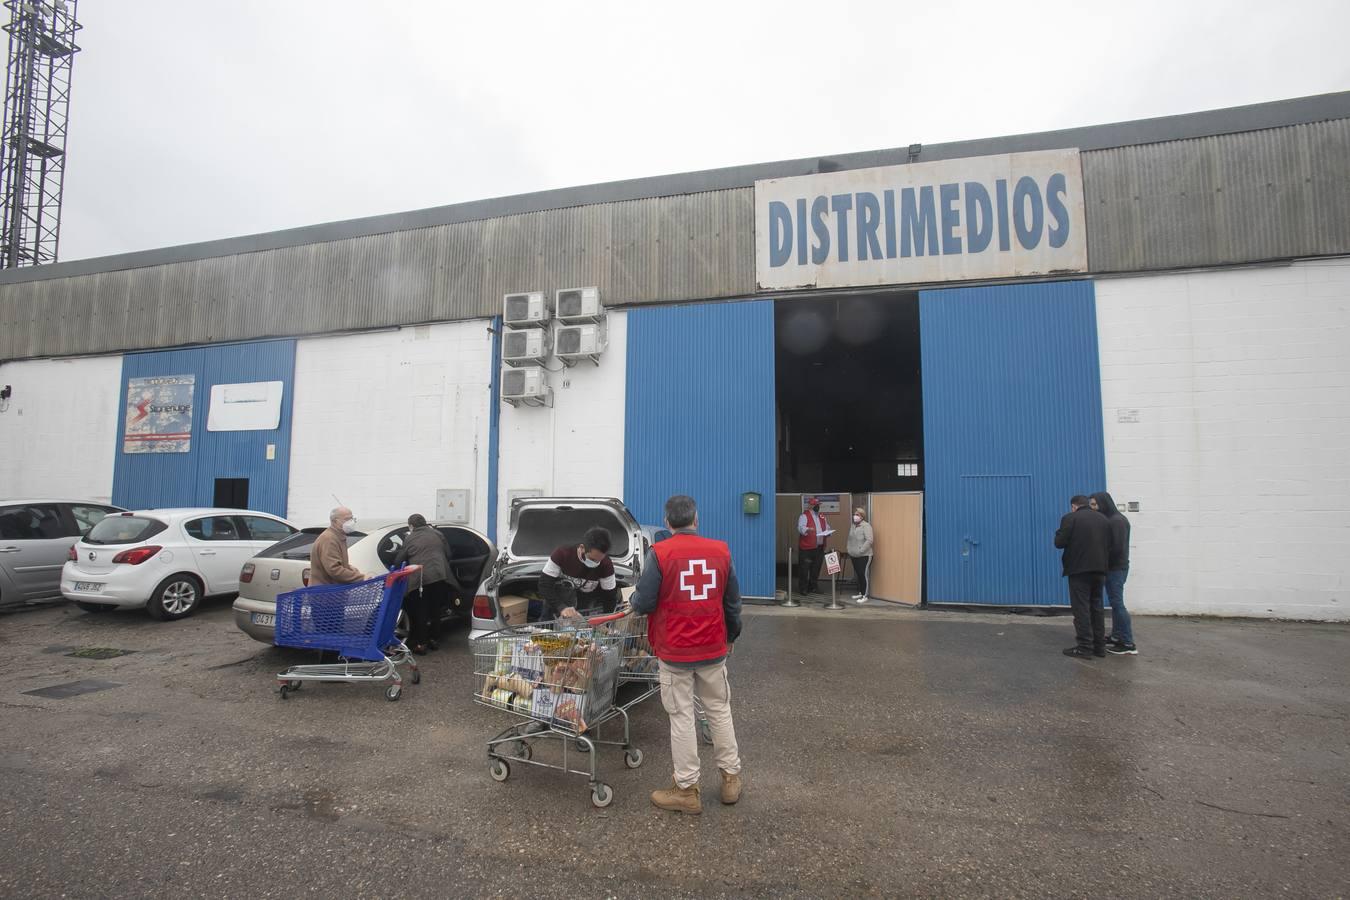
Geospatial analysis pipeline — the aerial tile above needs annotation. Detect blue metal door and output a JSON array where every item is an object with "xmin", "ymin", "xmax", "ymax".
[
  {"xmin": 959, "ymin": 475, "xmax": 1035, "ymax": 604},
  {"xmin": 921, "ymin": 280, "xmax": 1106, "ymax": 606},
  {"xmin": 623, "ymin": 301, "xmax": 776, "ymax": 597}
]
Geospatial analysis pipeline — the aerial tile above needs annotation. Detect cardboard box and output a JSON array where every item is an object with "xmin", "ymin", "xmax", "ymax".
[{"xmin": 499, "ymin": 595, "xmax": 529, "ymax": 626}]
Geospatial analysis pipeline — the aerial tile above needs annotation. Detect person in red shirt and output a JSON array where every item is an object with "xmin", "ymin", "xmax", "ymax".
[
  {"xmin": 630, "ymin": 494, "xmax": 743, "ymax": 814},
  {"xmin": 797, "ymin": 497, "xmax": 831, "ymax": 595},
  {"xmin": 538, "ymin": 526, "xmax": 621, "ymax": 618}
]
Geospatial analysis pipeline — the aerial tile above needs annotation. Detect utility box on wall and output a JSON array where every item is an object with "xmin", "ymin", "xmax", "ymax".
[
  {"xmin": 436, "ymin": 489, "xmax": 470, "ymax": 524},
  {"xmin": 742, "ymin": 491, "xmax": 761, "ymax": 515}
]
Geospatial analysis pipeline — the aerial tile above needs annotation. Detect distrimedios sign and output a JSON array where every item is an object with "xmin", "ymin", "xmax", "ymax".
[{"xmin": 755, "ymin": 149, "xmax": 1087, "ymax": 290}]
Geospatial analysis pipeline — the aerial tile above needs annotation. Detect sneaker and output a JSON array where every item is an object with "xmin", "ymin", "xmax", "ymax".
[
  {"xmin": 1107, "ymin": 642, "xmax": 1138, "ymax": 655},
  {"xmin": 1062, "ymin": 646, "xmax": 1096, "ymax": 659},
  {"xmin": 719, "ymin": 769, "xmax": 742, "ymax": 805},
  {"xmin": 855, "ymin": 596, "xmax": 868, "ymax": 604},
  {"xmin": 1093, "ymin": 647, "xmax": 1107, "ymax": 658},
  {"xmin": 651, "ymin": 781, "xmax": 701, "ymax": 815}
]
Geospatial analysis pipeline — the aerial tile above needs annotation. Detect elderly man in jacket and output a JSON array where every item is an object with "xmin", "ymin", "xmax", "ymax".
[
  {"xmin": 393, "ymin": 514, "xmax": 459, "ymax": 654},
  {"xmin": 629, "ymin": 494, "xmax": 743, "ymax": 815},
  {"xmin": 1054, "ymin": 494, "xmax": 1114, "ymax": 659},
  {"xmin": 310, "ymin": 507, "xmax": 367, "ymax": 585}
]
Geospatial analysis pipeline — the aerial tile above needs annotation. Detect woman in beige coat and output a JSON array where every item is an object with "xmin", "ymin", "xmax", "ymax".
[{"xmin": 846, "ymin": 507, "xmax": 874, "ymax": 604}]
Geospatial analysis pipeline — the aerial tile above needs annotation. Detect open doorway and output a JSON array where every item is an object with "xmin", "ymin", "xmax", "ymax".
[{"xmin": 775, "ymin": 293, "xmax": 925, "ymax": 602}]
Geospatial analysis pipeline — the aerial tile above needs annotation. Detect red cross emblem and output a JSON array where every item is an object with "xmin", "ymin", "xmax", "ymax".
[{"xmin": 679, "ymin": 559, "xmax": 718, "ymax": 602}]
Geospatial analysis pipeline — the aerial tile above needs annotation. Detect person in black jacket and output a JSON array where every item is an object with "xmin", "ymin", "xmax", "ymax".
[
  {"xmin": 1054, "ymin": 494, "xmax": 1113, "ymax": 659},
  {"xmin": 1091, "ymin": 492, "xmax": 1136, "ymax": 655}
]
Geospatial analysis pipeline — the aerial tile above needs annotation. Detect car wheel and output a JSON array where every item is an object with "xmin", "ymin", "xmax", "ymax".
[
  {"xmin": 146, "ymin": 574, "xmax": 203, "ymax": 621},
  {"xmin": 74, "ymin": 601, "xmax": 116, "ymax": 613}
]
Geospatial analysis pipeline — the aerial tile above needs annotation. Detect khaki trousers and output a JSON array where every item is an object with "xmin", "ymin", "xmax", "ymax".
[{"xmin": 658, "ymin": 659, "xmax": 741, "ymax": 789}]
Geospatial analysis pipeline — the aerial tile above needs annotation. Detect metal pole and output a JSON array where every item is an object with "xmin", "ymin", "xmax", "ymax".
[
  {"xmin": 780, "ymin": 543, "xmax": 799, "ymax": 607},
  {"xmin": 823, "ymin": 572, "xmax": 845, "ymax": 610}
]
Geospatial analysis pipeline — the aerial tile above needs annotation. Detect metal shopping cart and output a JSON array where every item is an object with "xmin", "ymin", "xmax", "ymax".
[
  {"xmin": 600, "ymin": 609, "xmax": 713, "ymax": 745},
  {"xmin": 273, "ymin": 566, "xmax": 421, "ymax": 701},
  {"xmin": 473, "ymin": 610, "xmax": 640, "ymax": 808}
]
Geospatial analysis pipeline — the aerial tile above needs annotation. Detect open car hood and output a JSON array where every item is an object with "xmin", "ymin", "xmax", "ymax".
[{"xmin": 502, "ymin": 497, "xmax": 645, "ymax": 571}]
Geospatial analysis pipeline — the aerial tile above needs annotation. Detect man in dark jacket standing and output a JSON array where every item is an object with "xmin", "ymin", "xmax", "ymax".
[
  {"xmin": 1054, "ymin": 494, "xmax": 1113, "ymax": 659},
  {"xmin": 393, "ymin": 514, "xmax": 458, "ymax": 654},
  {"xmin": 1091, "ymin": 492, "xmax": 1137, "ymax": 655}
]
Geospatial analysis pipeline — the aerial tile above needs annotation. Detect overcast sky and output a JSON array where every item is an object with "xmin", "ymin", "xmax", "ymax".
[{"xmin": 54, "ymin": 0, "xmax": 1350, "ymax": 262}]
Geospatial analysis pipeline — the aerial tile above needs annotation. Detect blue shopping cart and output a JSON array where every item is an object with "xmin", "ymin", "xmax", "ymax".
[{"xmin": 274, "ymin": 565, "xmax": 421, "ymax": 701}]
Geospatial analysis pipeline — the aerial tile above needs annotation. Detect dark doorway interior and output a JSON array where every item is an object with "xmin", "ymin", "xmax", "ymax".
[
  {"xmin": 213, "ymin": 478, "xmax": 249, "ymax": 510},
  {"xmin": 776, "ymin": 293, "xmax": 924, "ymax": 493}
]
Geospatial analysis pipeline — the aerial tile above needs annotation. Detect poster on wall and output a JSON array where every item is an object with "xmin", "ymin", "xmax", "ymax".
[
  {"xmin": 123, "ymin": 375, "xmax": 195, "ymax": 453},
  {"xmin": 206, "ymin": 380, "xmax": 284, "ymax": 432}
]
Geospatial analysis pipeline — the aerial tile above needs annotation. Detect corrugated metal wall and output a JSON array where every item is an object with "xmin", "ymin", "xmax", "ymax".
[
  {"xmin": 0, "ymin": 189, "xmax": 755, "ymax": 360},
  {"xmin": 920, "ymin": 280, "xmax": 1106, "ymax": 606},
  {"xmin": 623, "ymin": 301, "xmax": 776, "ymax": 597},
  {"xmin": 2, "ymin": 119, "xmax": 1348, "ymax": 362},
  {"xmin": 112, "ymin": 340, "xmax": 296, "ymax": 516},
  {"xmin": 1083, "ymin": 118, "xmax": 1350, "ymax": 271}
]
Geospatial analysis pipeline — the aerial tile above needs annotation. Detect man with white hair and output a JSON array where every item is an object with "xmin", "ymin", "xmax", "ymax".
[{"xmin": 310, "ymin": 506, "xmax": 366, "ymax": 585}]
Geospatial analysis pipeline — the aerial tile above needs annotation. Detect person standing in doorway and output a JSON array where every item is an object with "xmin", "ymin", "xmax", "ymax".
[
  {"xmin": 846, "ymin": 506, "xmax": 874, "ymax": 603},
  {"xmin": 1054, "ymin": 495, "xmax": 1113, "ymax": 659},
  {"xmin": 393, "ymin": 514, "xmax": 458, "ymax": 655},
  {"xmin": 797, "ymin": 497, "xmax": 831, "ymax": 595},
  {"xmin": 1090, "ymin": 492, "xmax": 1137, "ymax": 655},
  {"xmin": 630, "ymin": 494, "xmax": 743, "ymax": 815}
]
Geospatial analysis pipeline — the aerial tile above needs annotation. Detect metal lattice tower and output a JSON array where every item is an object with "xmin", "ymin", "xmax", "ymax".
[{"xmin": 0, "ymin": 0, "xmax": 78, "ymax": 268}]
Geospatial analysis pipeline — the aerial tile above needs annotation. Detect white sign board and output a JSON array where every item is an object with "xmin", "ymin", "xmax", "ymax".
[
  {"xmin": 756, "ymin": 149, "xmax": 1087, "ymax": 290},
  {"xmin": 824, "ymin": 551, "xmax": 842, "ymax": 576},
  {"xmin": 207, "ymin": 381, "xmax": 284, "ymax": 432}
]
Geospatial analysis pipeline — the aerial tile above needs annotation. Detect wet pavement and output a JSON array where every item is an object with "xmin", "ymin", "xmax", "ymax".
[{"xmin": 0, "ymin": 599, "xmax": 1346, "ymax": 898}]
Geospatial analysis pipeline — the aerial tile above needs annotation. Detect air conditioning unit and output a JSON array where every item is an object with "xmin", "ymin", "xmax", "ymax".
[
  {"xmin": 500, "ymin": 365, "xmax": 551, "ymax": 407},
  {"xmin": 503, "ymin": 291, "xmax": 551, "ymax": 328},
  {"xmin": 501, "ymin": 327, "xmax": 551, "ymax": 367},
  {"xmin": 555, "ymin": 322, "xmax": 606, "ymax": 366},
  {"xmin": 555, "ymin": 286, "xmax": 602, "ymax": 322}
]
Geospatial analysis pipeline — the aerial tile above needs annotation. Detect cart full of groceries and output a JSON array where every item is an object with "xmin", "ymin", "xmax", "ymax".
[{"xmin": 472, "ymin": 610, "xmax": 641, "ymax": 808}]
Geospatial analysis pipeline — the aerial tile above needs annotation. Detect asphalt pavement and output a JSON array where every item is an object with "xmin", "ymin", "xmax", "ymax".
[{"xmin": 0, "ymin": 598, "xmax": 1346, "ymax": 898}]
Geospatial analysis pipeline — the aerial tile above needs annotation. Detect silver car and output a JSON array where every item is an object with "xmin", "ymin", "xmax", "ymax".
[
  {"xmin": 233, "ymin": 521, "xmax": 494, "ymax": 643},
  {"xmin": 0, "ymin": 499, "xmax": 123, "ymax": 609},
  {"xmin": 469, "ymin": 497, "xmax": 649, "ymax": 639}
]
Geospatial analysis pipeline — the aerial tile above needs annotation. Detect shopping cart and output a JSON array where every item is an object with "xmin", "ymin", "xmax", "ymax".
[
  {"xmin": 273, "ymin": 566, "xmax": 421, "ymax": 701},
  {"xmin": 600, "ymin": 609, "xmax": 713, "ymax": 745},
  {"xmin": 473, "ymin": 609, "xmax": 638, "ymax": 808}
]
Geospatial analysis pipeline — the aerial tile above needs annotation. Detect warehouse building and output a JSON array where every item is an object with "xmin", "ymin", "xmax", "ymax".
[{"xmin": 2, "ymin": 92, "xmax": 1348, "ymax": 619}]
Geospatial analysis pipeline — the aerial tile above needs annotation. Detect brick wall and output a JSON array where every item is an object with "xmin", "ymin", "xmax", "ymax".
[{"xmin": 1095, "ymin": 258, "xmax": 1350, "ymax": 620}]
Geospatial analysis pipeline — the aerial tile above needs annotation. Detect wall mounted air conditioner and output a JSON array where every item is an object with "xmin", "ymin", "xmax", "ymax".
[
  {"xmin": 502, "ymin": 291, "xmax": 551, "ymax": 328},
  {"xmin": 500, "ymin": 365, "xmax": 551, "ymax": 407},
  {"xmin": 555, "ymin": 286, "xmax": 602, "ymax": 323},
  {"xmin": 501, "ymin": 327, "xmax": 551, "ymax": 367},
  {"xmin": 555, "ymin": 322, "xmax": 606, "ymax": 366}
]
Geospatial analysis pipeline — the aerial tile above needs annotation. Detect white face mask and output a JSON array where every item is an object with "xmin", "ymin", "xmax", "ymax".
[
  {"xmin": 582, "ymin": 556, "xmax": 601, "ymax": 569},
  {"xmin": 852, "ymin": 515, "xmax": 862, "ymax": 525},
  {"xmin": 341, "ymin": 519, "xmax": 357, "ymax": 534}
]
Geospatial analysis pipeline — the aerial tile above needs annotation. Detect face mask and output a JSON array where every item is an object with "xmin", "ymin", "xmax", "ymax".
[
  {"xmin": 811, "ymin": 505, "xmax": 820, "ymax": 512},
  {"xmin": 853, "ymin": 515, "xmax": 862, "ymax": 525},
  {"xmin": 582, "ymin": 556, "xmax": 601, "ymax": 569},
  {"xmin": 341, "ymin": 519, "xmax": 357, "ymax": 534}
]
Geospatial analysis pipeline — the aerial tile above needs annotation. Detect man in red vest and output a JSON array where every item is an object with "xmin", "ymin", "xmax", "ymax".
[
  {"xmin": 629, "ymin": 494, "xmax": 743, "ymax": 814},
  {"xmin": 797, "ymin": 496, "xmax": 831, "ymax": 595}
]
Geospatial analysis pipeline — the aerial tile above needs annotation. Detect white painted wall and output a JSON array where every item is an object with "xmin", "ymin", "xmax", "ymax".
[
  {"xmin": 288, "ymin": 322, "xmax": 493, "ymax": 531},
  {"xmin": 0, "ymin": 355, "xmax": 123, "ymax": 503},
  {"xmin": 1096, "ymin": 258, "xmax": 1350, "ymax": 621},
  {"xmin": 496, "ymin": 311, "xmax": 627, "ymax": 545}
]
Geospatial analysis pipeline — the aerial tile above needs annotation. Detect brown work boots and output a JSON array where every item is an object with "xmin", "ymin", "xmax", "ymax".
[{"xmin": 650, "ymin": 770, "xmax": 742, "ymax": 814}]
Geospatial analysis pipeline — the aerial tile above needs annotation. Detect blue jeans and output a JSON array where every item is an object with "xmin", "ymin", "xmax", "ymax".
[{"xmin": 1105, "ymin": 566, "xmax": 1133, "ymax": 644}]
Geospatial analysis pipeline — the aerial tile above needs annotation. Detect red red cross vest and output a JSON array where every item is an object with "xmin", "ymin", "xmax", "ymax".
[
  {"xmin": 649, "ymin": 532, "xmax": 732, "ymax": 664},
  {"xmin": 798, "ymin": 510, "xmax": 827, "ymax": 550}
]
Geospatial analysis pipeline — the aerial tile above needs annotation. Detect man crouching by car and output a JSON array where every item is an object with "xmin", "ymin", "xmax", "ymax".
[
  {"xmin": 538, "ymin": 526, "xmax": 622, "ymax": 618},
  {"xmin": 629, "ymin": 494, "xmax": 743, "ymax": 815}
]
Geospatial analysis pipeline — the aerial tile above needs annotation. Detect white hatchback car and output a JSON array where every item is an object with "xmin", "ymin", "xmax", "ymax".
[{"xmin": 62, "ymin": 508, "xmax": 298, "ymax": 621}]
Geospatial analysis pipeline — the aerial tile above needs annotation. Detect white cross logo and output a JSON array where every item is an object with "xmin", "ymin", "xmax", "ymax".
[{"xmin": 679, "ymin": 559, "xmax": 718, "ymax": 602}]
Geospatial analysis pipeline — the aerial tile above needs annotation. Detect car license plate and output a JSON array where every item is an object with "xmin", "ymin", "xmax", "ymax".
[
  {"xmin": 251, "ymin": 613, "xmax": 275, "ymax": 627},
  {"xmin": 74, "ymin": 582, "xmax": 103, "ymax": 593}
]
